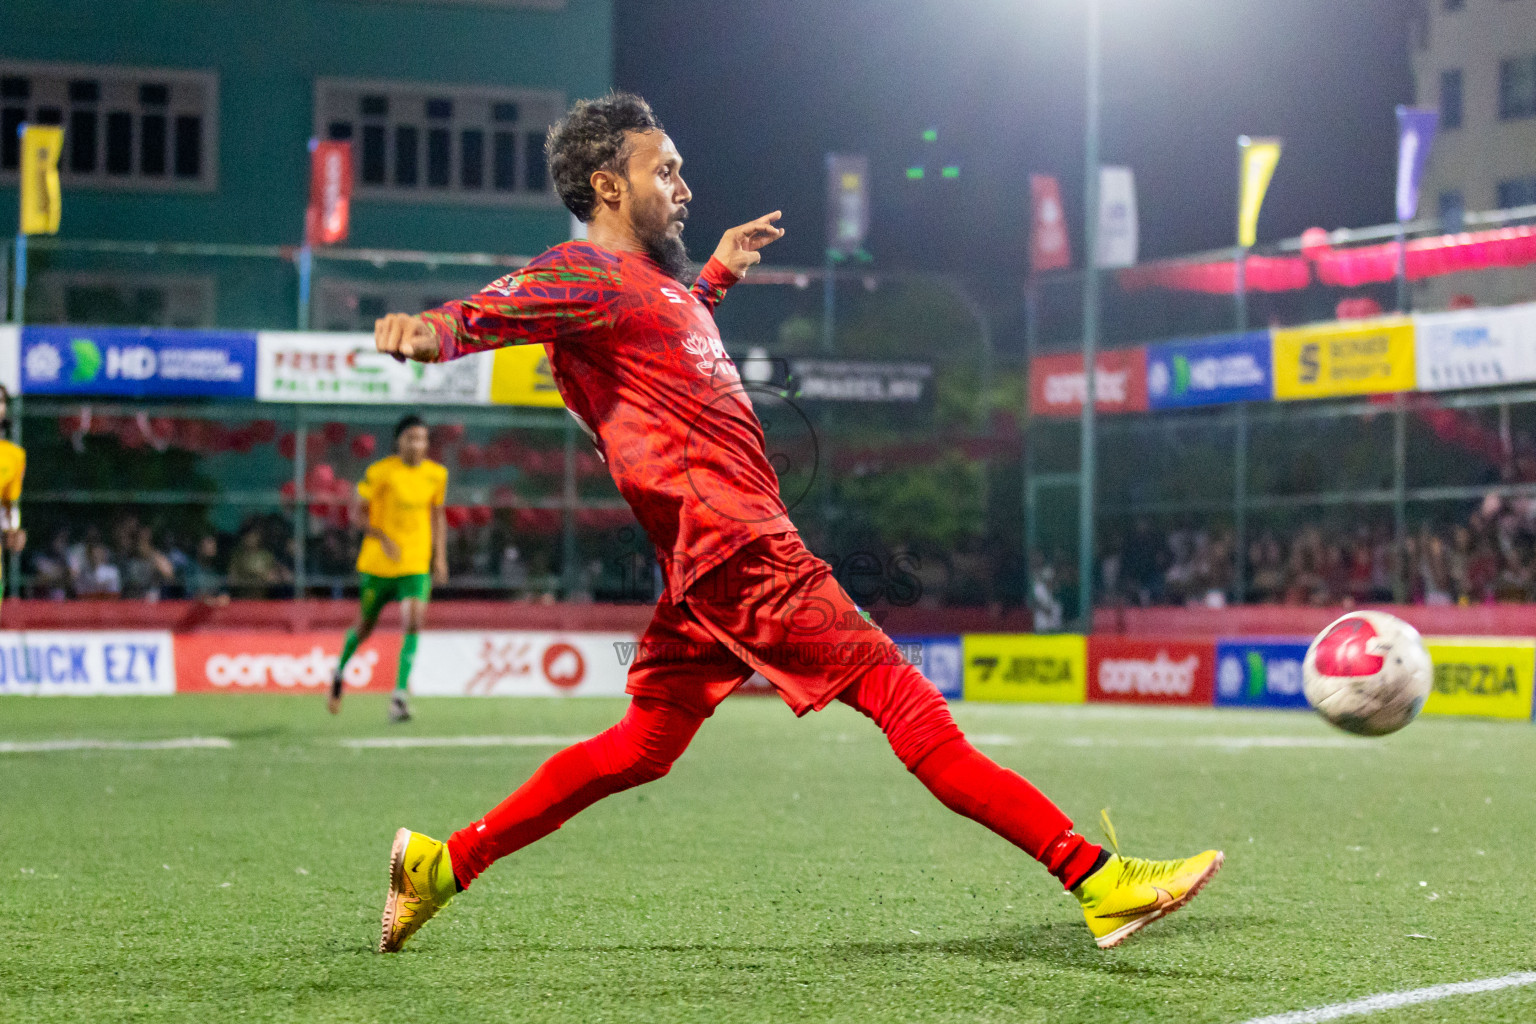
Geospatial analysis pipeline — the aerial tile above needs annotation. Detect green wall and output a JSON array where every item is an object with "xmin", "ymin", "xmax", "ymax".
[{"xmin": 1, "ymin": 0, "xmax": 612, "ymax": 254}]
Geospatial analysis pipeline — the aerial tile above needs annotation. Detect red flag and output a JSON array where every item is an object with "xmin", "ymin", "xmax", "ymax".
[
  {"xmin": 1030, "ymin": 174, "xmax": 1071, "ymax": 274},
  {"xmin": 305, "ymin": 141, "xmax": 352, "ymax": 246}
]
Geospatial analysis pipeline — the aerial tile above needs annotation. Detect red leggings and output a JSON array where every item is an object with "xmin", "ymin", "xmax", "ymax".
[{"xmin": 447, "ymin": 664, "xmax": 1099, "ymax": 890}]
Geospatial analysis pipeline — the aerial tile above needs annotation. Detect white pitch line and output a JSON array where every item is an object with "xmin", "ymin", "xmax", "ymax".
[
  {"xmin": 340, "ymin": 735, "xmax": 586, "ymax": 749},
  {"xmin": 0, "ymin": 737, "xmax": 232, "ymax": 753},
  {"xmin": 969, "ymin": 734, "xmax": 1368, "ymax": 751},
  {"xmin": 1239, "ymin": 971, "xmax": 1536, "ymax": 1024}
]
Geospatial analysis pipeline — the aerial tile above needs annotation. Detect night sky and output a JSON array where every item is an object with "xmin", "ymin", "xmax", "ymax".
[{"xmin": 615, "ymin": 0, "xmax": 1416, "ymax": 292}]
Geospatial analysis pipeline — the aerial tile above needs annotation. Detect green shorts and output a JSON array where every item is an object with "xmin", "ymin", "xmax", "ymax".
[{"xmin": 358, "ymin": 572, "xmax": 431, "ymax": 619}]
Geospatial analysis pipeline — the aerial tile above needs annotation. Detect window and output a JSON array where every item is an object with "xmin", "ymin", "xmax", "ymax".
[
  {"xmin": 35, "ymin": 272, "xmax": 215, "ymax": 328},
  {"xmin": 1499, "ymin": 54, "xmax": 1536, "ymax": 119},
  {"xmin": 0, "ymin": 61, "xmax": 217, "ymax": 191},
  {"xmin": 1496, "ymin": 177, "xmax": 1536, "ymax": 209},
  {"xmin": 315, "ymin": 79, "xmax": 563, "ymax": 206},
  {"xmin": 1441, "ymin": 69, "xmax": 1463, "ymax": 129},
  {"xmin": 1438, "ymin": 190, "xmax": 1465, "ymax": 231},
  {"xmin": 314, "ymin": 278, "xmax": 486, "ymax": 333}
]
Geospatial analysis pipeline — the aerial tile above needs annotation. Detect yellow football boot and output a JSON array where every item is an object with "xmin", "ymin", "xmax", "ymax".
[
  {"xmin": 1073, "ymin": 812, "xmax": 1223, "ymax": 949},
  {"xmin": 378, "ymin": 828, "xmax": 458, "ymax": 953}
]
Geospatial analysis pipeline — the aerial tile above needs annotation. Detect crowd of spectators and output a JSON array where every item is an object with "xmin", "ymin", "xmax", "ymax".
[{"xmin": 1094, "ymin": 492, "xmax": 1536, "ymax": 609}]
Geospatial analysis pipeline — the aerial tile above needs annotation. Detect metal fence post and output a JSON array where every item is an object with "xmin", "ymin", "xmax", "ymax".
[
  {"xmin": 1233, "ymin": 402, "xmax": 1248, "ymax": 604},
  {"xmin": 1392, "ymin": 395, "xmax": 1408, "ymax": 602},
  {"xmin": 293, "ymin": 407, "xmax": 308, "ymax": 600}
]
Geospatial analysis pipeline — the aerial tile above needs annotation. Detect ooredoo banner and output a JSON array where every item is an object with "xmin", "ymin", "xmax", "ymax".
[
  {"xmin": 411, "ymin": 632, "xmax": 634, "ymax": 697},
  {"xmin": 1029, "ymin": 348, "xmax": 1148, "ymax": 417},
  {"xmin": 1421, "ymin": 637, "xmax": 1535, "ymax": 721},
  {"xmin": 1214, "ymin": 638, "xmax": 1311, "ymax": 709},
  {"xmin": 1087, "ymin": 636, "xmax": 1215, "ymax": 706},
  {"xmin": 1415, "ymin": 303, "xmax": 1536, "ymax": 391},
  {"xmin": 173, "ymin": 632, "xmax": 400, "ymax": 694},
  {"xmin": 962, "ymin": 633, "xmax": 1087, "ymax": 703},
  {"xmin": 0, "ymin": 631, "xmax": 175, "ymax": 695}
]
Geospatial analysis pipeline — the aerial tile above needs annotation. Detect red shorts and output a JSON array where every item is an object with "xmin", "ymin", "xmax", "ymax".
[{"xmin": 625, "ymin": 532, "xmax": 910, "ymax": 718}]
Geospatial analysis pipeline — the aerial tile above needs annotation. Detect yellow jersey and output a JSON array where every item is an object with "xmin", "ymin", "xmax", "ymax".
[
  {"xmin": 356, "ymin": 455, "xmax": 447, "ymax": 578},
  {"xmin": 0, "ymin": 440, "xmax": 25, "ymax": 528}
]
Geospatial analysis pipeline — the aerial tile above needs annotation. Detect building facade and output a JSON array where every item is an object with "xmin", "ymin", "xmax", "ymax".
[
  {"xmin": 1412, "ymin": 0, "xmax": 1536, "ymax": 307},
  {"xmin": 2, "ymin": 0, "xmax": 612, "ymax": 328}
]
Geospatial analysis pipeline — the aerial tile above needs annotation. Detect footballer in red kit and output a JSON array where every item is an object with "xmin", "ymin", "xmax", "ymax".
[{"xmin": 373, "ymin": 93, "xmax": 1221, "ymax": 954}]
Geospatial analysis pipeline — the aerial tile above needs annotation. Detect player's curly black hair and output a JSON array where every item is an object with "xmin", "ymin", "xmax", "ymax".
[
  {"xmin": 547, "ymin": 92, "xmax": 665, "ymax": 222},
  {"xmin": 393, "ymin": 414, "xmax": 425, "ymax": 442}
]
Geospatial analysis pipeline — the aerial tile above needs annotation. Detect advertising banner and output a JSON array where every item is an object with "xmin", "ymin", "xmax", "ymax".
[
  {"xmin": 0, "ymin": 326, "xmax": 20, "ymax": 396},
  {"xmin": 1096, "ymin": 166, "xmax": 1138, "ymax": 269},
  {"xmin": 893, "ymin": 635, "xmax": 963, "ymax": 700},
  {"xmin": 305, "ymin": 140, "xmax": 352, "ymax": 247},
  {"xmin": 1395, "ymin": 107, "xmax": 1439, "ymax": 223},
  {"xmin": 173, "ymin": 632, "xmax": 400, "ymax": 694},
  {"xmin": 1214, "ymin": 638, "xmax": 1311, "ymax": 709},
  {"xmin": 1272, "ymin": 318, "xmax": 1416, "ymax": 401},
  {"xmin": 256, "ymin": 331, "xmax": 490, "ymax": 405},
  {"xmin": 19, "ymin": 124, "xmax": 64, "ymax": 236},
  {"xmin": 1147, "ymin": 332, "xmax": 1272, "ymax": 409},
  {"xmin": 490, "ymin": 344, "xmax": 566, "ymax": 408},
  {"xmin": 21, "ymin": 326, "xmax": 258, "ymax": 399},
  {"xmin": 1030, "ymin": 348, "xmax": 1148, "ymax": 417},
  {"xmin": 1415, "ymin": 303, "xmax": 1536, "ymax": 391},
  {"xmin": 1087, "ymin": 636, "xmax": 1215, "ymax": 706},
  {"xmin": 1029, "ymin": 174, "xmax": 1071, "ymax": 274},
  {"xmin": 826, "ymin": 154, "xmax": 870, "ymax": 258},
  {"xmin": 0, "ymin": 631, "xmax": 175, "ymax": 696},
  {"xmin": 1422, "ymin": 637, "xmax": 1535, "ymax": 721},
  {"xmin": 1237, "ymin": 137, "xmax": 1282, "ymax": 249},
  {"xmin": 790, "ymin": 360, "xmax": 934, "ymax": 403},
  {"xmin": 962, "ymin": 633, "xmax": 1087, "ymax": 704},
  {"xmin": 412, "ymin": 631, "xmax": 635, "ymax": 697}
]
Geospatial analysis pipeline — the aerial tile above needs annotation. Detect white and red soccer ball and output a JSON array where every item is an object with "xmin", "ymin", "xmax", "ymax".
[{"xmin": 1302, "ymin": 610, "xmax": 1433, "ymax": 737}]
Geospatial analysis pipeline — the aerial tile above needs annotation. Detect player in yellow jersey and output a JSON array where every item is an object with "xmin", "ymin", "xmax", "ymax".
[
  {"xmin": 328, "ymin": 415, "xmax": 448, "ymax": 722},
  {"xmin": 0, "ymin": 386, "xmax": 27, "ymax": 614}
]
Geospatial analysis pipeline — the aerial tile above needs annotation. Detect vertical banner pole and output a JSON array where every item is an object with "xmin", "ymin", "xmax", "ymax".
[
  {"xmin": 296, "ymin": 244, "xmax": 313, "ymax": 331},
  {"xmin": 1077, "ymin": 0, "xmax": 1101, "ymax": 629},
  {"xmin": 1392, "ymin": 394, "xmax": 1408, "ymax": 603},
  {"xmin": 1233, "ymin": 403, "xmax": 1248, "ymax": 605},
  {"xmin": 13, "ymin": 233, "xmax": 26, "ymax": 326},
  {"xmin": 292, "ymin": 408, "xmax": 308, "ymax": 601},
  {"xmin": 1023, "ymin": 279, "xmax": 1038, "ymax": 607},
  {"xmin": 561, "ymin": 417, "xmax": 578, "ymax": 598}
]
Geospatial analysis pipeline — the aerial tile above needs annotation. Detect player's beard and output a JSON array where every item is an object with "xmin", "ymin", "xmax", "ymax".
[{"xmin": 638, "ymin": 211, "xmax": 690, "ymax": 281}]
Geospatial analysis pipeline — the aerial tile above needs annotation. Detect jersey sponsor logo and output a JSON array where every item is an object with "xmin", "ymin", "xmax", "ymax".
[{"xmin": 681, "ymin": 331, "xmax": 738, "ymax": 378}]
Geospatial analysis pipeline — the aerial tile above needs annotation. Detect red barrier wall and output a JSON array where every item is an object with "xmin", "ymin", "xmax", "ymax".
[
  {"xmin": 1093, "ymin": 605, "xmax": 1536, "ymax": 639},
  {"xmin": 0, "ymin": 600, "xmax": 1037, "ymax": 635}
]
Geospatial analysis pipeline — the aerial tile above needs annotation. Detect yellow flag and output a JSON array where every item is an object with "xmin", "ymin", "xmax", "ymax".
[
  {"xmin": 19, "ymin": 124, "xmax": 64, "ymax": 235},
  {"xmin": 1237, "ymin": 136, "xmax": 1281, "ymax": 249}
]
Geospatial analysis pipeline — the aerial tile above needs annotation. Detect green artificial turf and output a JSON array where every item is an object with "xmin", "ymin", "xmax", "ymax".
[{"xmin": 2, "ymin": 695, "xmax": 1534, "ymax": 1023}]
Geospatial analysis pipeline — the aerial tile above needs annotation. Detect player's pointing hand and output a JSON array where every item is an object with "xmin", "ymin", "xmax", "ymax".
[
  {"xmin": 374, "ymin": 313, "xmax": 440, "ymax": 363},
  {"xmin": 712, "ymin": 211, "xmax": 785, "ymax": 280}
]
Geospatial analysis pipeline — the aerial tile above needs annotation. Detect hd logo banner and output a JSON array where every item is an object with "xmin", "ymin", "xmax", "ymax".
[
  {"xmin": 1147, "ymin": 331, "xmax": 1273, "ymax": 409},
  {"xmin": 1272, "ymin": 317, "xmax": 1416, "ymax": 401},
  {"xmin": 1215, "ymin": 638, "xmax": 1311, "ymax": 709},
  {"xmin": 21, "ymin": 327, "xmax": 257, "ymax": 399},
  {"xmin": 1422, "ymin": 637, "xmax": 1535, "ymax": 720},
  {"xmin": 962, "ymin": 634, "xmax": 1086, "ymax": 703}
]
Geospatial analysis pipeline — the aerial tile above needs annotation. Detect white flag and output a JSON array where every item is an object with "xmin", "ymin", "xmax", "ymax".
[{"xmin": 1096, "ymin": 166, "xmax": 1138, "ymax": 269}]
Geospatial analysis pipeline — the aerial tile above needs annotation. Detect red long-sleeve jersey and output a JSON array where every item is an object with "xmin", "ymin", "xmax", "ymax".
[{"xmin": 421, "ymin": 241, "xmax": 793, "ymax": 601}]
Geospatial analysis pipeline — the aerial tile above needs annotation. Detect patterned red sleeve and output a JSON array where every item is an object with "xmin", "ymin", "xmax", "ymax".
[
  {"xmin": 420, "ymin": 248, "xmax": 622, "ymax": 362},
  {"xmin": 689, "ymin": 256, "xmax": 739, "ymax": 311}
]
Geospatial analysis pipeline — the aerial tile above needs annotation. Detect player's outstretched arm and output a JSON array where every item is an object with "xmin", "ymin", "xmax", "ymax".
[
  {"xmin": 710, "ymin": 211, "xmax": 785, "ymax": 280},
  {"xmin": 375, "ymin": 314, "xmax": 440, "ymax": 363}
]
